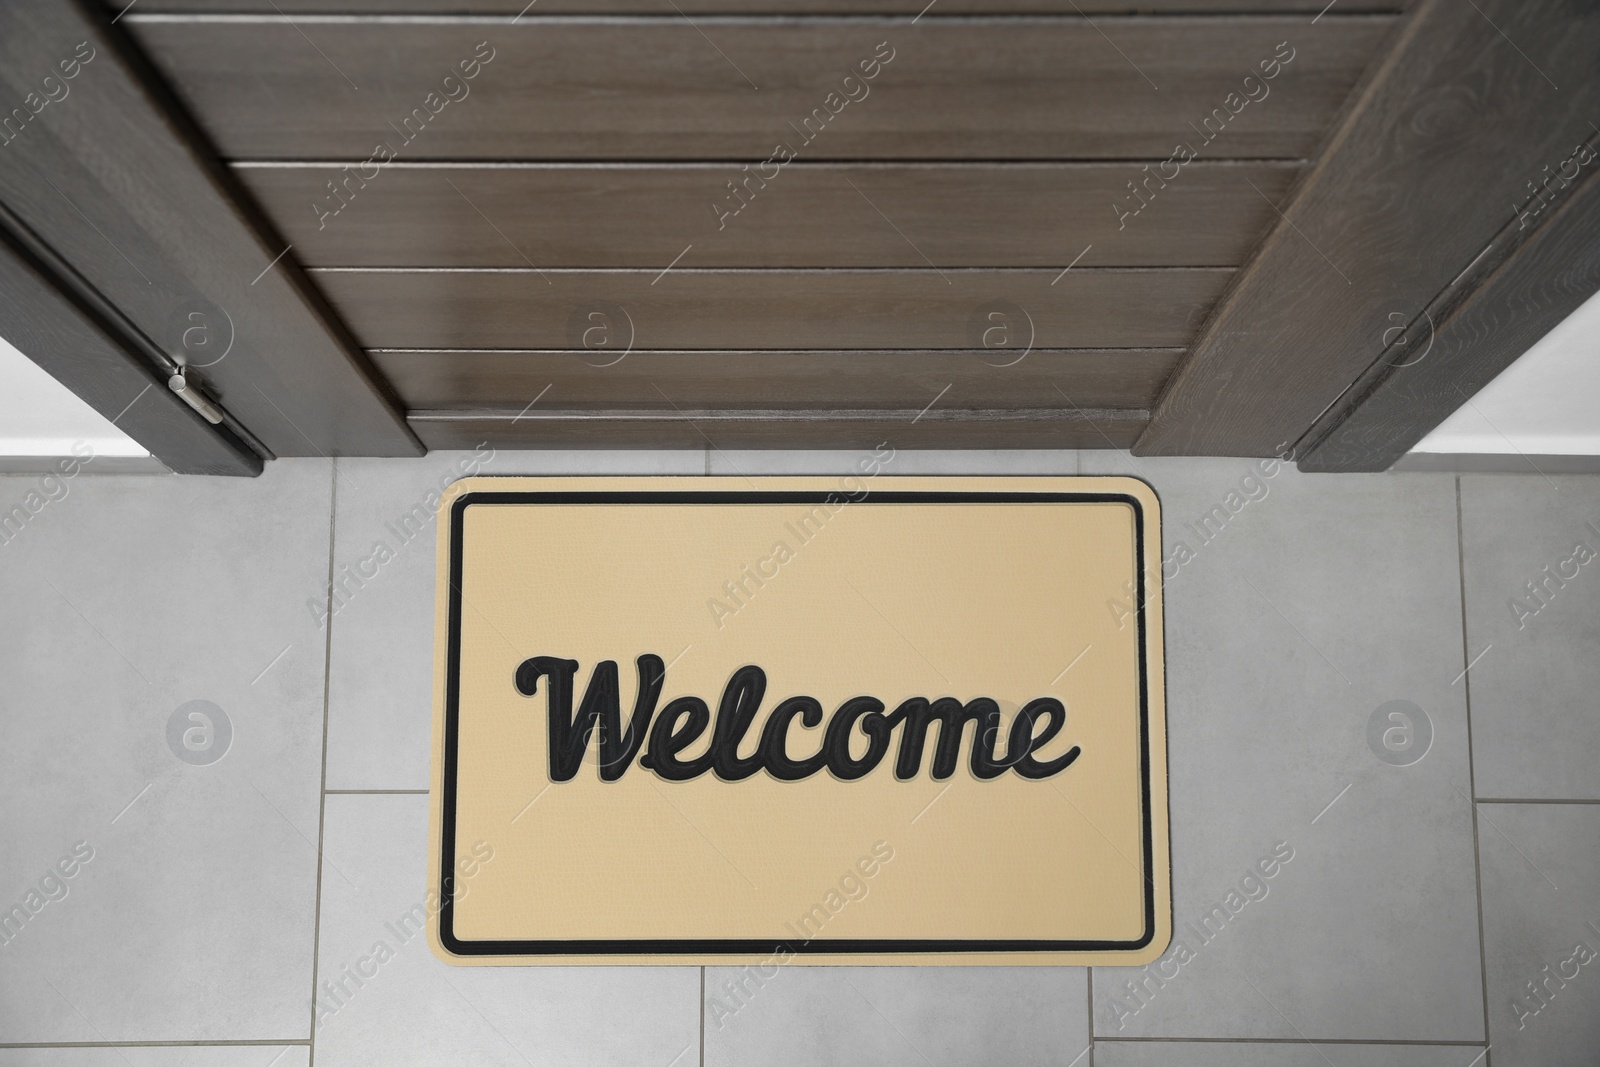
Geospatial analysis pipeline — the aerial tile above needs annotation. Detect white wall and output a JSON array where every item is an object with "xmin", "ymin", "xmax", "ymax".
[
  {"xmin": 0, "ymin": 333, "xmax": 148, "ymax": 457},
  {"xmin": 1414, "ymin": 288, "xmax": 1600, "ymax": 456}
]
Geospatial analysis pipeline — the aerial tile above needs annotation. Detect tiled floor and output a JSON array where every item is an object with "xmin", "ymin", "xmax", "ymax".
[{"xmin": 2, "ymin": 450, "xmax": 1596, "ymax": 1066}]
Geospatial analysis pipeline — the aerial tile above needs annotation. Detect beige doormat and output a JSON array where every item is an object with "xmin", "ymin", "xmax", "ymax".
[{"xmin": 429, "ymin": 476, "xmax": 1168, "ymax": 965}]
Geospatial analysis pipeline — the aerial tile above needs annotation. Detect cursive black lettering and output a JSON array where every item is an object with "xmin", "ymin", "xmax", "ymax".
[
  {"xmin": 516, "ymin": 654, "xmax": 661, "ymax": 782},
  {"xmin": 513, "ymin": 657, "xmax": 1081, "ymax": 784},
  {"xmin": 759, "ymin": 696, "xmax": 828, "ymax": 781}
]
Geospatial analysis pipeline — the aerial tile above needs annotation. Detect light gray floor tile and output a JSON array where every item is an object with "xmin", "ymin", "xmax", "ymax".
[
  {"xmin": 1460, "ymin": 475, "xmax": 1600, "ymax": 799},
  {"xmin": 0, "ymin": 1049, "xmax": 308, "ymax": 1067},
  {"xmin": 706, "ymin": 448, "xmax": 1079, "ymax": 476},
  {"xmin": 1478, "ymin": 802, "xmax": 1600, "ymax": 1067},
  {"xmin": 313, "ymin": 793, "xmax": 698, "ymax": 1066},
  {"xmin": 1095, "ymin": 1041, "xmax": 1485, "ymax": 1066},
  {"xmin": 0, "ymin": 461, "xmax": 332, "ymax": 1041},
  {"xmin": 1080, "ymin": 455, "xmax": 1484, "ymax": 1041},
  {"xmin": 324, "ymin": 449, "xmax": 703, "ymax": 790},
  {"xmin": 703, "ymin": 966, "xmax": 1088, "ymax": 1067},
  {"xmin": 3, "ymin": 448, "xmax": 1529, "ymax": 1056}
]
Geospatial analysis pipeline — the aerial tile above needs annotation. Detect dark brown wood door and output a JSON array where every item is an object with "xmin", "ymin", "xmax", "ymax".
[{"xmin": 120, "ymin": 0, "xmax": 1397, "ymax": 449}]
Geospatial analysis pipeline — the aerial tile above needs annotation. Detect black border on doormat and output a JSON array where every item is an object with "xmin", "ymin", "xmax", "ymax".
[{"xmin": 437, "ymin": 489, "xmax": 1158, "ymax": 957}]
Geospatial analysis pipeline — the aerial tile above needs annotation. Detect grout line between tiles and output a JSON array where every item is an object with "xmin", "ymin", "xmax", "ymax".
[
  {"xmin": 1086, "ymin": 967, "xmax": 1095, "ymax": 1065},
  {"xmin": 1094, "ymin": 1037, "xmax": 1489, "ymax": 1045},
  {"xmin": 0, "ymin": 1042, "xmax": 312, "ymax": 1049},
  {"xmin": 1476, "ymin": 797, "xmax": 1600, "ymax": 804},
  {"xmin": 306, "ymin": 462, "xmax": 340, "ymax": 1067},
  {"xmin": 1456, "ymin": 476, "xmax": 1494, "ymax": 1063},
  {"xmin": 325, "ymin": 789, "xmax": 428, "ymax": 794},
  {"xmin": 699, "ymin": 966, "xmax": 707, "ymax": 1067}
]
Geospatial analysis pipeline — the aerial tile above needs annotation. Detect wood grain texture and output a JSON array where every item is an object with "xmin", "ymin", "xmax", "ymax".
[
  {"xmin": 409, "ymin": 407, "xmax": 1148, "ymax": 450},
  {"xmin": 371, "ymin": 347, "xmax": 1182, "ymax": 409},
  {"xmin": 1298, "ymin": 145, "xmax": 1600, "ymax": 472},
  {"xmin": 0, "ymin": 213, "xmax": 261, "ymax": 477},
  {"xmin": 123, "ymin": 0, "xmax": 1403, "ymax": 13},
  {"xmin": 313, "ymin": 268, "xmax": 1229, "ymax": 349},
  {"xmin": 128, "ymin": 17, "xmax": 1392, "ymax": 161},
  {"xmin": 239, "ymin": 162, "xmax": 1301, "ymax": 268},
  {"xmin": 1138, "ymin": 0, "xmax": 1600, "ymax": 457},
  {"xmin": 0, "ymin": 0, "xmax": 419, "ymax": 458}
]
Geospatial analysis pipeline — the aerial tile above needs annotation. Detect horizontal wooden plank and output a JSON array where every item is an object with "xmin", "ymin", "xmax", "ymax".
[
  {"xmin": 128, "ymin": 17, "xmax": 1392, "ymax": 160},
  {"xmin": 1138, "ymin": 0, "xmax": 1600, "ymax": 456},
  {"xmin": 240, "ymin": 162, "xmax": 1300, "ymax": 268},
  {"xmin": 314, "ymin": 268, "xmax": 1228, "ymax": 348},
  {"xmin": 371, "ymin": 347, "xmax": 1182, "ymax": 409},
  {"xmin": 0, "ymin": 0, "xmax": 419, "ymax": 459},
  {"xmin": 409, "ymin": 407, "xmax": 1147, "ymax": 449},
  {"xmin": 124, "ymin": 1, "xmax": 1404, "ymax": 13}
]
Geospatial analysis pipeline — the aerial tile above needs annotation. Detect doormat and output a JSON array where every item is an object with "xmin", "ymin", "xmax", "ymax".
[{"xmin": 429, "ymin": 476, "xmax": 1169, "ymax": 965}]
